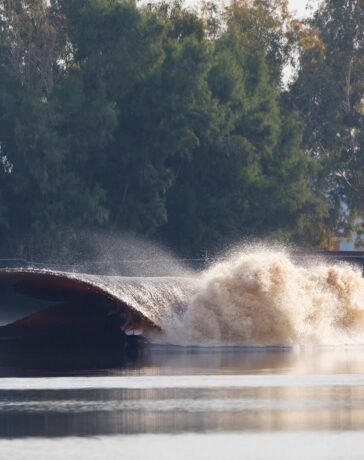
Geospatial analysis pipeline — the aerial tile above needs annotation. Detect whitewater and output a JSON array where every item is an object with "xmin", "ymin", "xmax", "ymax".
[
  {"xmin": 2, "ymin": 246, "xmax": 364, "ymax": 346},
  {"xmin": 163, "ymin": 248, "xmax": 364, "ymax": 346}
]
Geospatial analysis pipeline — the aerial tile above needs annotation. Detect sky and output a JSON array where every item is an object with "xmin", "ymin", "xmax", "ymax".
[
  {"xmin": 288, "ymin": 0, "xmax": 316, "ymax": 18},
  {"xmin": 182, "ymin": 0, "xmax": 318, "ymax": 18}
]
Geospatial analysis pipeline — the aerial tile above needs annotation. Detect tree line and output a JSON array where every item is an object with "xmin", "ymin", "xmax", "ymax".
[{"xmin": 0, "ymin": 0, "xmax": 362, "ymax": 260}]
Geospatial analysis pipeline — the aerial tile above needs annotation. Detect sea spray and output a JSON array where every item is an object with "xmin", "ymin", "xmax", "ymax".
[{"xmin": 163, "ymin": 247, "xmax": 364, "ymax": 346}]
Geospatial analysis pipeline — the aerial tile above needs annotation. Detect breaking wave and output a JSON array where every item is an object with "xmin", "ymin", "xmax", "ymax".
[
  {"xmin": 2, "ymin": 245, "xmax": 364, "ymax": 346},
  {"xmin": 163, "ymin": 247, "xmax": 364, "ymax": 346}
]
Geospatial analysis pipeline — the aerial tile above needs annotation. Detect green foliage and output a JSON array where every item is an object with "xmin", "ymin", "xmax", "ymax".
[
  {"xmin": 291, "ymin": 0, "xmax": 364, "ymax": 234},
  {"xmin": 0, "ymin": 0, "xmax": 347, "ymax": 260},
  {"xmin": 162, "ymin": 1, "xmax": 327, "ymax": 254}
]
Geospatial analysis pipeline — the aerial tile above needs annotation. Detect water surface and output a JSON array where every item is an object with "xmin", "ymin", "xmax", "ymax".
[{"xmin": 1, "ymin": 347, "xmax": 364, "ymax": 459}]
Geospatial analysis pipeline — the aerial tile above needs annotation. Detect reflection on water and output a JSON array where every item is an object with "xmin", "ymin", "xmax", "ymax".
[
  {"xmin": 1, "ymin": 347, "xmax": 364, "ymax": 458},
  {"xmin": 3, "ymin": 344, "xmax": 364, "ymax": 376}
]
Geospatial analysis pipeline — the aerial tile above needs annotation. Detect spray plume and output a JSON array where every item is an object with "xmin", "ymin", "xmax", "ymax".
[{"xmin": 164, "ymin": 245, "xmax": 364, "ymax": 346}]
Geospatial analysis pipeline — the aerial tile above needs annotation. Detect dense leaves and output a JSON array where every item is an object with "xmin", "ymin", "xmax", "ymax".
[
  {"xmin": 0, "ymin": 0, "xmax": 360, "ymax": 260},
  {"xmin": 291, "ymin": 0, "xmax": 364, "ymax": 238}
]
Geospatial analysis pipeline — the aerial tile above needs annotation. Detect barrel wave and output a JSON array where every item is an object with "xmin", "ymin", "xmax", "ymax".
[{"xmin": 1, "ymin": 247, "xmax": 364, "ymax": 346}]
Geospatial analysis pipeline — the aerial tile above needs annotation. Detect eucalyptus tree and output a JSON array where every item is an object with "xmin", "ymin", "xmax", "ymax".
[{"xmin": 291, "ymin": 0, "xmax": 364, "ymax": 235}]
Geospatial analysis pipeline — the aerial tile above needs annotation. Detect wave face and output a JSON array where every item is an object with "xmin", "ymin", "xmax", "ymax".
[
  {"xmin": 67, "ymin": 273, "xmax": 198, "ymax": 327},
  {"xmin": 163, "ymin": 248, "xmax": 364, "ymax": 346}
]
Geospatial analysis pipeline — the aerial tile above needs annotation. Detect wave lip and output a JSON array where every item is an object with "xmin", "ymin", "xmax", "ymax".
[{"xmin": 0, "ymin": 268, "xmax": 198, "ymax": 339}]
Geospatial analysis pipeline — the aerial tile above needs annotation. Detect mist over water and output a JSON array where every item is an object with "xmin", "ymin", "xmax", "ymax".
[
  {"xmin": 28, "ymin": 231, "xmax": 194, "ymax": 277},
  {"xmin": 163, "ymin": 246, "xmax": 364, "ymax": 346}
]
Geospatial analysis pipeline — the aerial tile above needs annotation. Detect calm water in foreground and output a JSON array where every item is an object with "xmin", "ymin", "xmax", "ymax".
[{"xmin": 1, "ymin": 346, "xmax": 364, "ymax": 459}]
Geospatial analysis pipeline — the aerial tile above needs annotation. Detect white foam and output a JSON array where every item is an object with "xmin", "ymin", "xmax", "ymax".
[{"xmin": 165, "ymin": 247, "xmax": 364, "ymax": 345}]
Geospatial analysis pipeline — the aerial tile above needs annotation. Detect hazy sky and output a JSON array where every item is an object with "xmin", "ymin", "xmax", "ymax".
[
  {"xmin": 182, "ymin": 0, "xmax": 317, "ymax": 18},
  {"xmin": 288, "ymin": 0, "xmax": 315, "ymax": 18}
]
